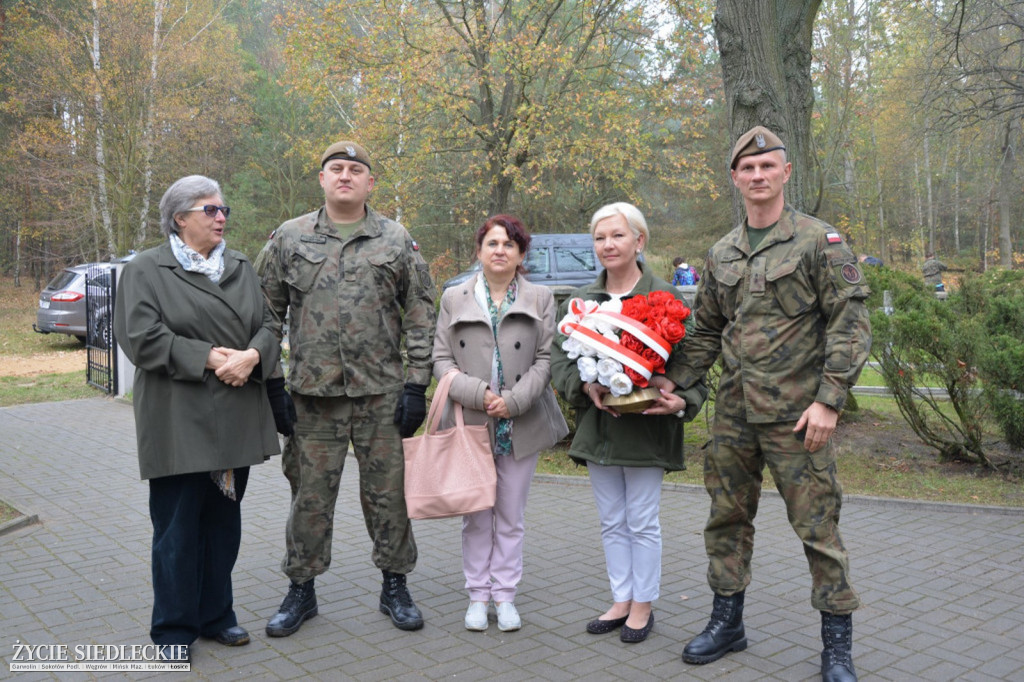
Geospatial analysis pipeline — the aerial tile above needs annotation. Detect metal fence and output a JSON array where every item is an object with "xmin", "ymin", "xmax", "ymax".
[{"xmin": 85, "ymin": 264, "xmax": 117, "ymax": 394}]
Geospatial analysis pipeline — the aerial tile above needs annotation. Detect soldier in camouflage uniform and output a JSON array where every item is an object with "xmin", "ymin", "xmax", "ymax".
[
  {"xmin": 674, "ymin": 127, "xmax": 871, "ymax": 682},
  {"xmin": 260, "ymin": 141, "xmax": 436, "ymax": 635}
]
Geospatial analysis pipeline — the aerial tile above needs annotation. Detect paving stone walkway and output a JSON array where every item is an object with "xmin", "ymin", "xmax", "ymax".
[{"xmin": 2, "ymin": 398, "xmax": 1023, "ymax": 680}]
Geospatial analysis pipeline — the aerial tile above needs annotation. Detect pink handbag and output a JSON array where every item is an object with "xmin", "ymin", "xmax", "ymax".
[{"xmin": 403, "ymin": 370, "xmax": 497, "ymax": 520}]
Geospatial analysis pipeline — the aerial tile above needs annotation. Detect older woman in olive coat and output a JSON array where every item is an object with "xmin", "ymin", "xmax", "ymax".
[
  {"xmin": 114, "ymin": 175, "xmax": 280, "ymax": 657},
  {"xmin": 432, "ymin": 214, "xmax": 568, "ymax": 633}
]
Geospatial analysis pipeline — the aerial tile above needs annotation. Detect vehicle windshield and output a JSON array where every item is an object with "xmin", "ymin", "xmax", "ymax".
[
  {"xmin": 554, "ymin": 246, "xmax": 596, "ymax": 272},
  {"xmin": 525, "ymin": 249, "xmax": 550, "ymax": 274}
]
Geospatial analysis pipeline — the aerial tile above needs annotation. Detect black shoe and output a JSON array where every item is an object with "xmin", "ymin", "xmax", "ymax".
[
  {"xmin": 266, "ymin": 579, "xmax": 318, "ymax": 637},
  {"xmin": 620, "ymin": 612, "xmax": 654, "ymax": 643},
  {"xmin": 682, "ymin": 591, "xmax": 747, "ymax": 664},
  {"xmin": 585, "ymin": 614, "xmax": 628, "ymax": 634},
  {"xmin": 821, "ymin": 612, "xmax": 858, "ymax": 682},
  {"xmin": 202, "ymin": 625, "xmax": 250, "ymax": 646},
  {"xmin": 157, "ymin": 644, "xmax": 190, "ymax": 663},
  {"xmin": 379, "ymin": 571, "xmax": 424, "ymax": 631}
]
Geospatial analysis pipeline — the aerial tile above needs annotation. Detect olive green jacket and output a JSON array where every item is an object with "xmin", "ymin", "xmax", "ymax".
[
  {"xmin": 114, "ymin": 242, "xmax": 280, "ymax": 480},
  {"xmin": 550, "ymin": 263, "xmax": 707, "ymax": 471}
]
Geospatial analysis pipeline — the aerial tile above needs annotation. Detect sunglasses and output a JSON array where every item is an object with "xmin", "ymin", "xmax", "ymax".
[{"xmin": 184, "ymin": 204, "xmax": 231, "ymax": 218}]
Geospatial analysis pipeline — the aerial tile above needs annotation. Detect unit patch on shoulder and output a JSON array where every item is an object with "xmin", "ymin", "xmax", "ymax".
[
  {"xmin": 411, "ymin": 239, "xmax": 420, "ymax": 251},
  {"xmin": 841, "ymin": 263, "xmax": 862, "ymax": 284},
  {"xmin": 826, "ymin": 232, "xmax": 843, "ymax": 244}
]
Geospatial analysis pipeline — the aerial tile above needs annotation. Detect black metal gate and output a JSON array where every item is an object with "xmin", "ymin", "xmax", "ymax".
[{"xmin": 85, "ymin": 264, "xmax": 117, "ymax": 394}]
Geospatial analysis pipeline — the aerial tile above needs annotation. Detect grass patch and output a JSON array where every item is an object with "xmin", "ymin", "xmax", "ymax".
[
  {"xmin": 0, "ymin": 371, "xmax": 102, "ymax": 407},
  {"xmin": 0, "ymin": 278, "xmax": 84, "ymax": 355},
  {"xmin": 855, "ymin": 364, "xmax": 887, "ymax": 388},
  {"xmin": 0, "ymin": 499, "xmax": 21, "ymax": 525},
  {"xmin": 537, "ymin": 394, "xmax": 1024, "ymax": 508}
]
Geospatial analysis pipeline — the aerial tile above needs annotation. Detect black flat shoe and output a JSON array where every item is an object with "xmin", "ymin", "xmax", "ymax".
[
  {"xmin": 586, "ymin": 614, "xmax": 629, "ymax": 634},
  {"xmin": 203, "ymin": 625, "xmax": 250, "ymax": 646},
  {"xmin": 620, "ymin": 612, "xmax": 654, "ymax": 643}
]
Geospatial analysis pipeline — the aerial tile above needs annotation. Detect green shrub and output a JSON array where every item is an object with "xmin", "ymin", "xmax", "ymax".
[
  {"xmin": 960, "ymin": 269, "xmax": 1024, "ymax": 449},
  {"xmin": 865, "ymin": 266, "xmax": 992, "ymax": 466}
]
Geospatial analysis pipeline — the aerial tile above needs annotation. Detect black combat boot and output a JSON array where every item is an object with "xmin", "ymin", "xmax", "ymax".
[
  {"xmin": 821, "ymin": 612, "xmax": 857, "ymax": 682},
  {"xmin": 682, "ymin": 591, "xmax": 747, "ymax": 664},
  {"xmin": 266, "ymin": 578, "xmax": 318, "ymax": 637},
  {"xmin": 379, "ymin": 571, "xmax": 424, "ymax": 631}
]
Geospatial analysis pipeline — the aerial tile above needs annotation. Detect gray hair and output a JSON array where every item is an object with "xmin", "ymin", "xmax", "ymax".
[
  {"xmin": 589, "ymin": 202, "xmax": 649, "ymax": 243},
  {"xmin": 159, "ymin": 175, "xmax": 223, "ymax": 237}
]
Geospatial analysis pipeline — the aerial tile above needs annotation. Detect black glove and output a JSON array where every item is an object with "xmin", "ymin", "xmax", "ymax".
[
  {"xmin": 266, "ymin": 377, "xmax": 297, "ymax": 437},
  {"xmin": 394, "ymin": 383, "xmax": 428, "ymax": 438}
]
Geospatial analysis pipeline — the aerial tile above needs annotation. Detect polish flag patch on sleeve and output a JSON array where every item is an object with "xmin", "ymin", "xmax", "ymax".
[{"xmin": 825, "ymin": 232, "xmax": 843, "ymax": 244}]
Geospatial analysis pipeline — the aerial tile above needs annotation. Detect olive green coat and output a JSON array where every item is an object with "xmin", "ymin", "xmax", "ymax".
[
  {"xmin": 550, "ymin": 263, "xmax": 707, "ymax": 471},
  {"xmin": 113, "ymin": 242, "xmax": 280, "ymax": 480}
]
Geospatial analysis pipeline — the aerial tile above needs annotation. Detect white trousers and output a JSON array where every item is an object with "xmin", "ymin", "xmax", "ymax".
[
  {"xmin": 587, "ymin": 463, "xmax": 664, "ymax": 603},
  {"xmin": 462, "ymin": 452, "xmax": 539, "ymax": 602}
]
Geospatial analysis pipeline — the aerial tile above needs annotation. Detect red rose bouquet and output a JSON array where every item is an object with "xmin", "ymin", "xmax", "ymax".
[{"xmin": 558, "ymin": 291, "xmax": 691, "ymax": 401}]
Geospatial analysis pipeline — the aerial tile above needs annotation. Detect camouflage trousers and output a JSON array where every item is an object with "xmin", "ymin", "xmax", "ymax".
[
  {"xmin": 280, "ymin": 391, "xmax": 417, "ymax": 582},
  {"xmin": 702, "ymin": 414, "xmax": 860, "ymax": 614}
]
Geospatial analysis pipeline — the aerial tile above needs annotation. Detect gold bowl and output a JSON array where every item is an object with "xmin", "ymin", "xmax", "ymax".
[{"xmin": 601, "ymin": 387, "xmax": 661, "ymax": 414}]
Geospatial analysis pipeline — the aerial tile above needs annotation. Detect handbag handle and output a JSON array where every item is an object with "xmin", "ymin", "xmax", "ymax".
[{"xmin": 424, "ymin": 370, "xmax": 465, "ymax": 435}]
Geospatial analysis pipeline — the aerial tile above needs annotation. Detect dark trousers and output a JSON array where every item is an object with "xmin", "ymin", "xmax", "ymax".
[{"xmin": 148, "ymin": 468, "xmax": 249, "ymax": 645}]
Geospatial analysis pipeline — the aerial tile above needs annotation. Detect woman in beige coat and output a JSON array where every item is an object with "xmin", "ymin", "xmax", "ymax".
[{"xmin": 433, "ymin": 215, "xmax": 568, "ymax": 633}]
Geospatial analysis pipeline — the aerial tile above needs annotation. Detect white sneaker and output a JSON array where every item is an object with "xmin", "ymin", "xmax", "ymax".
[
  {"xmin": 495, "ymin": 601, "xmax": 521, "ymax": 632},
  {"xmin": 464, "ymin": 601, "xmax": 488, "ymax": 631}
]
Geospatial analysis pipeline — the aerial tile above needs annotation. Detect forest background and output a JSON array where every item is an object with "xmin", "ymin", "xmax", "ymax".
[{"xmin": 0, "ymin": 0, "xmax": 1022, "ymax": 288}]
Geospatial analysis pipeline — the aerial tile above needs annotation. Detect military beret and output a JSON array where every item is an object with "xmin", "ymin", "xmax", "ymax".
[
  {"xmin": 730, "ymin": 126, "xmax": 786, "ymax": 169},
  {"xmin": 320, "ymin": 141, "xmax": 372, "ymax": 170}
]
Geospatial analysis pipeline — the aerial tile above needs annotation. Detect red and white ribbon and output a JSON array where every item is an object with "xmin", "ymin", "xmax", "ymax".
[
  {"xmin": 589, "ymin": 311, "xmax": 671, "ymax": 362},
  {"xmin": 564, "ymin": 323, "xmax": 654, "ymax": 381},
  {"xmin": 558, "ymin": 298, "xmax": 601, "ymax": 336}
]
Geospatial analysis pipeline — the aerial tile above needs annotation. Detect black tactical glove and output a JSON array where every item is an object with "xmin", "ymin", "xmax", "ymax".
[
  {"xmin": 265, "ymin": 377, "xmax": 297, "ymax": 437},
  {"xmin": 394, "ymin": 383, "xmax": 428, "ymax": 438}
]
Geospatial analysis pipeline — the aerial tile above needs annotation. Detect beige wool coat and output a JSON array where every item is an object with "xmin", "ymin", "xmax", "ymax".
[{"xmin": 432, "ymin": 273, "xmax": 569, "ymax": 459}]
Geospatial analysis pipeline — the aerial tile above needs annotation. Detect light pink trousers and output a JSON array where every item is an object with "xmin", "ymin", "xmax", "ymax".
[{"xmin": 462, "ymin": 451, "xmax": 539, "ymax": 603}]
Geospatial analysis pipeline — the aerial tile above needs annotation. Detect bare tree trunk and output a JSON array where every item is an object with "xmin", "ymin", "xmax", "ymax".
[
  {"xmin": 913, "ymin": 156, "xmax": 924, "ymax": 258},
  {"xmin": 90, "ymin": 0, "xmax": 115, "ymax": 259},
  {"xmin": 953, "ymin": 128, "xmax": 961, "ymax": 253},
  {"xmin": 923, "ymin": 125, "xmax": 934, "ymax": 254},
  {"xmin": 14, "ymin": 218, "xmax": 21, "ymax": 288},
  {"xmin": 998, "ymin": 121, "xmax": 1015, "ymax": 268},
  {"xmin": 137, "ymin": 0, "xmax": 167, "ymax": 251},
  {"xmin": 982, "ymin": 187, "xmax": 992, "ymax": 272},
  {"xmin": 715, "ymin": 0, "xmax": 822, "ymax": 220},
  {"xmin": 862, "ymin": 2, "xmax": 887, "ymax": 261}
]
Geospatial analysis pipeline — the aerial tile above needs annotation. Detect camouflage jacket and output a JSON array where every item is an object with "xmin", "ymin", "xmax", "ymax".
[
  {"xmin": 676, "ymin": 205, "xmax": 871, "ymax": 423},
  {"xmin": 922, "ymin": 258, "xmax": 947, "ymax": 285},
  {"xmin": 260, "ymin": 205, "xmax": 436, "ymax": 397}
]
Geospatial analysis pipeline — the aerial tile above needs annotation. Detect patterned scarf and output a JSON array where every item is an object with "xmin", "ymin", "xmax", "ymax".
[
  {"xmin": 169, "ymin": 233, "xmax": 226, "ymax": 283},
  {"xmin": 477, "ymin": 275, "xmax": 517, "ymax": 456},
  {"xmin": 169, "ymin": 232, "xmax": 235, "ymax": 499}
]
